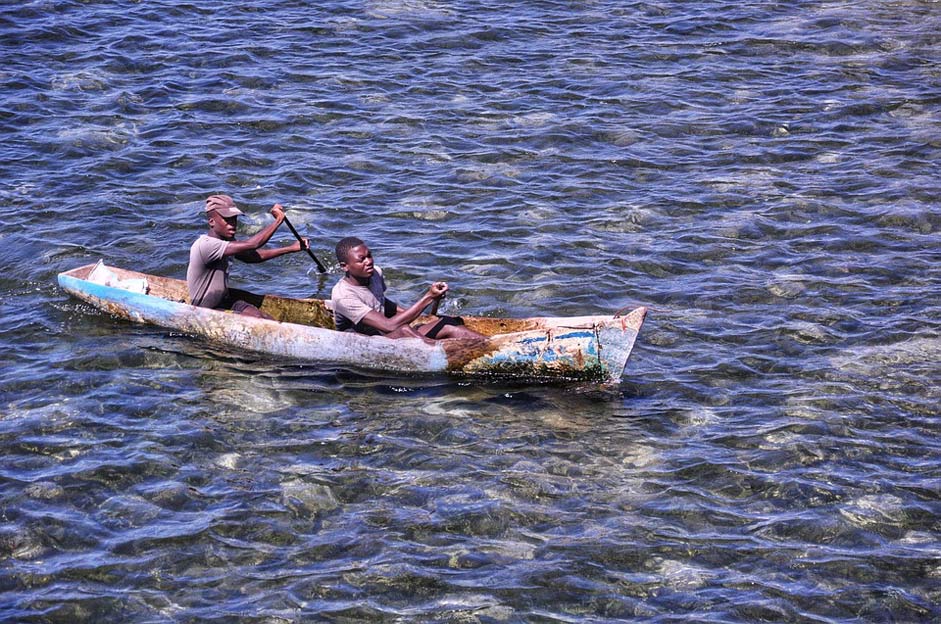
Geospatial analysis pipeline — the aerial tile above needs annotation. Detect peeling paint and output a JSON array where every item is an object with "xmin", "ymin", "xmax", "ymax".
[{"xmin": 58, "ymin": 263, "xmax": 646, "ymax": 384}]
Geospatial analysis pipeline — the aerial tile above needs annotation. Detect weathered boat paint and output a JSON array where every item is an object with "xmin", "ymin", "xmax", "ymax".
[{"xmin": 58, "ymin": 263, "xmax": 646, "ymax": 383}]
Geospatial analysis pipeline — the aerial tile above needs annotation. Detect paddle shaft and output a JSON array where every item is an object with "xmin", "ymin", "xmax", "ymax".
[{"xmin": 282, "ymin": 214, "xmax": 326, "ymax": 273}]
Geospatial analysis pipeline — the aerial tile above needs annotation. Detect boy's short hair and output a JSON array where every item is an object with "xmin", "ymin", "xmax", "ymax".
[{"xmin": 335, "ymin": 236, "xmax": 365, "ymax": 264}]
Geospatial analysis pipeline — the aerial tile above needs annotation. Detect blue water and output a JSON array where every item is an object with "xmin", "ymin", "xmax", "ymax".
[{"xmin": 2, "ymin": 1, "xmax": 940, "ymax": 621}]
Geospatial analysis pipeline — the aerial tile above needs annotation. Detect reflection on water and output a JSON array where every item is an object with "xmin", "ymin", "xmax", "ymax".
[{"xmin": 2, "ymin": 0, "xmax": 940, "ymax": 621}]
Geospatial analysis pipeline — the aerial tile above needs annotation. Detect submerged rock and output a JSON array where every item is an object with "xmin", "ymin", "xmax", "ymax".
[{"xmin": 281, "ymin": 479, "xmax": 340, "ymax": 515}]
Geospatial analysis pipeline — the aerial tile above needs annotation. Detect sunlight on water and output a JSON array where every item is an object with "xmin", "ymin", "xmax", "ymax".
[
  {"xmin": 1, "ymin": 0, "xmax": 939, "ymax": 621},
  {"xmin": 839, "ymin": 494, "xmax": 908, "ymax": 531},
  {"xmin": 831, "ymin": 336, "xmax": 941, "ymax": 374},
  {"xmin": 50, "ymin": 71, "xmax": 109, "ymax": 92}
]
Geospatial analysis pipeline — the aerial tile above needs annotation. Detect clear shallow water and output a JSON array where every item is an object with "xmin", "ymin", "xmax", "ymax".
[{"xmin": 2, "ymin": 0, "xmax": 940, "ymax": 621}]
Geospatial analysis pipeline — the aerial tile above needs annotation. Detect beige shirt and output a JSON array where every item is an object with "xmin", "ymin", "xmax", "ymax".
[
  {"xmin": 186, "ymin": 235, "xmax": 230, "ymax": 308},
  {"xmin": 331, "ymin": 268, "xmax": 394, "ymax": 334}
]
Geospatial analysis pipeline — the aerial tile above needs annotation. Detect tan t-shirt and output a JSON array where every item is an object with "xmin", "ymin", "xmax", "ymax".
[
  {"xmin": 331, "ymin": 268, "xmax": 396, "ymax": 334},
  {"xmin": 186, "ymin": 235, "xmax": 230, "ymax": 308}
]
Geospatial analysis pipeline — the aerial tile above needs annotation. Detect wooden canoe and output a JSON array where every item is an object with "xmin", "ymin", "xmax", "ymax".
[{"xmin": 57, "ymin": 262, "xmax": 646, "ymax": 384}]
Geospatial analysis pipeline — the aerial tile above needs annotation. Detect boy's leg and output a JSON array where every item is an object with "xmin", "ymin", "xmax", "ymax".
[
  {"xmin": 386, "ymin": 324, "xmax": 435, "ymax": 344},
  {"xmin": 429, "ymin": 324, "xmax": 486, "ymax": 340},
  {"xmin": 231, "ymin": 300, "xmax": 274, "ymax": 320},
  {"xmin": 417, "ymin": 316, "xmax": 485, "ymax": 340}
]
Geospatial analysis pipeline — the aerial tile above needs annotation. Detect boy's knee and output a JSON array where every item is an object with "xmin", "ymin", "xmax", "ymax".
[{"xmin": 231, "ymin": 300, "xmax": 273, "ymax": 320}]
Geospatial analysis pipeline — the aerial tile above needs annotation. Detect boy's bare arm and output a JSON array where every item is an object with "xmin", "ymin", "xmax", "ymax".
[
  {"xmin": 236, "ymin": 238, "xmax": 308, "ymax": 263},
  {"xmin": 358, "ymin": 282, "xmax": 447, "ymax": 334},
  {"xmin": 227, "ymin": 204, "xmax": 306, "ymax": 262}
]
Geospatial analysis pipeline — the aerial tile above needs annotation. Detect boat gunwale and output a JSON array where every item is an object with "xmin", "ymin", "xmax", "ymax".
[{"xmin": 58, "ymin": 263, "xmax": 645, "ymax": 337}]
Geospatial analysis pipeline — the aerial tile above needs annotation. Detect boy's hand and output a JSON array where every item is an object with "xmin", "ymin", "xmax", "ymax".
[
  {"xmin": 270, "ymin": 204, "xmax": 285, "ymax": 221},
  {"xmin": 295, "ymin": 237, "xmax": 310, "ymax": 252},
  {"xmin": 428, "ymin": 281, "xmax": 448, "ymax": 299}
]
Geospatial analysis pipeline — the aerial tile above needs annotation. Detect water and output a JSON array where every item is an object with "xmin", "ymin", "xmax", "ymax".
[{"xmin": 2, "ymin": 0, "xmax": 940, "ymax": 621}]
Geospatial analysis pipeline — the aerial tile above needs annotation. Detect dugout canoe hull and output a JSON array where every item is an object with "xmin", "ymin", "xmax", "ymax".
[{"xmin": 57, "ymin": 263, "xmax": 646, "ymax": 384}]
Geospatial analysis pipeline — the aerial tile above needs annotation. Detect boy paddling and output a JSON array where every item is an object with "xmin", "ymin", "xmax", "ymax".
[
  {"xmin": 186, "ymin": 194, "xmax": 309, "ymax": 318},
  {"xmin": 331, "ymin": 236, "xmax": 484, "ymax": 341}
]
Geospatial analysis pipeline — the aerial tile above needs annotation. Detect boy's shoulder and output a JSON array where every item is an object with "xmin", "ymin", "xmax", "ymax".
[
  {"xmin": 331, "ymin": 269, "xmax": 385, "ymax": 298},
  {"xmin": 192, "ymin": 233, "xmax": 225, "ymax": 248}
]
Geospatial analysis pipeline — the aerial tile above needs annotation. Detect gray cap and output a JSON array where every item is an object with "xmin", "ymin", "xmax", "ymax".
[{"xmin": 205, "ymin": 194, "xmax": 244, "ymax": 217}]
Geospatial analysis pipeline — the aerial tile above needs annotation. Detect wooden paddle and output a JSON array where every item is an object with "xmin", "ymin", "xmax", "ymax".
[{"xmin": 282, "ymin": 213, "xmax": 327, "ymax": 273}]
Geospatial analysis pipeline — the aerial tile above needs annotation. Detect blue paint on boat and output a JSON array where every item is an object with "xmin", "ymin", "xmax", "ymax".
[{"xmin": 519, "ymin": 335, "xmax": 547, "ymax": 345}]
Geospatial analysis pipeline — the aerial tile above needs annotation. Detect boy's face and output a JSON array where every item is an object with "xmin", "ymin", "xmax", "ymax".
[
  {"xmin": 208, "ymin": 212, "xmax": 238, "ymax": 240},
  {"xmin": 341, "ymin": 244, "xmax": 375, "ymax": 280}
]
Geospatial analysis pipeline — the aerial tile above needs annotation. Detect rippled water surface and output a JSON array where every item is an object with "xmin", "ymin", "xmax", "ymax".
[{"xmin": 2, "ymin": 0, "xmax": 940, "ymax": 622}]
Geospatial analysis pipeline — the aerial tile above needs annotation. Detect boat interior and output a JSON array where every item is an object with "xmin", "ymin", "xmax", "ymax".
[{"xmin": 64, "ymin": 263, "xmax": 549, "ymax": 337}]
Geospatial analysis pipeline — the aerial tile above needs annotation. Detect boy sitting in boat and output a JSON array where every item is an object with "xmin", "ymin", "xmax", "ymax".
[
  {"xmin": 187, "ymin": 194, "xmax": 308, "ymax": 318},
  {"xmin": 331, "ymin": 236, "xmax": 484, "ymax": 341}
]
